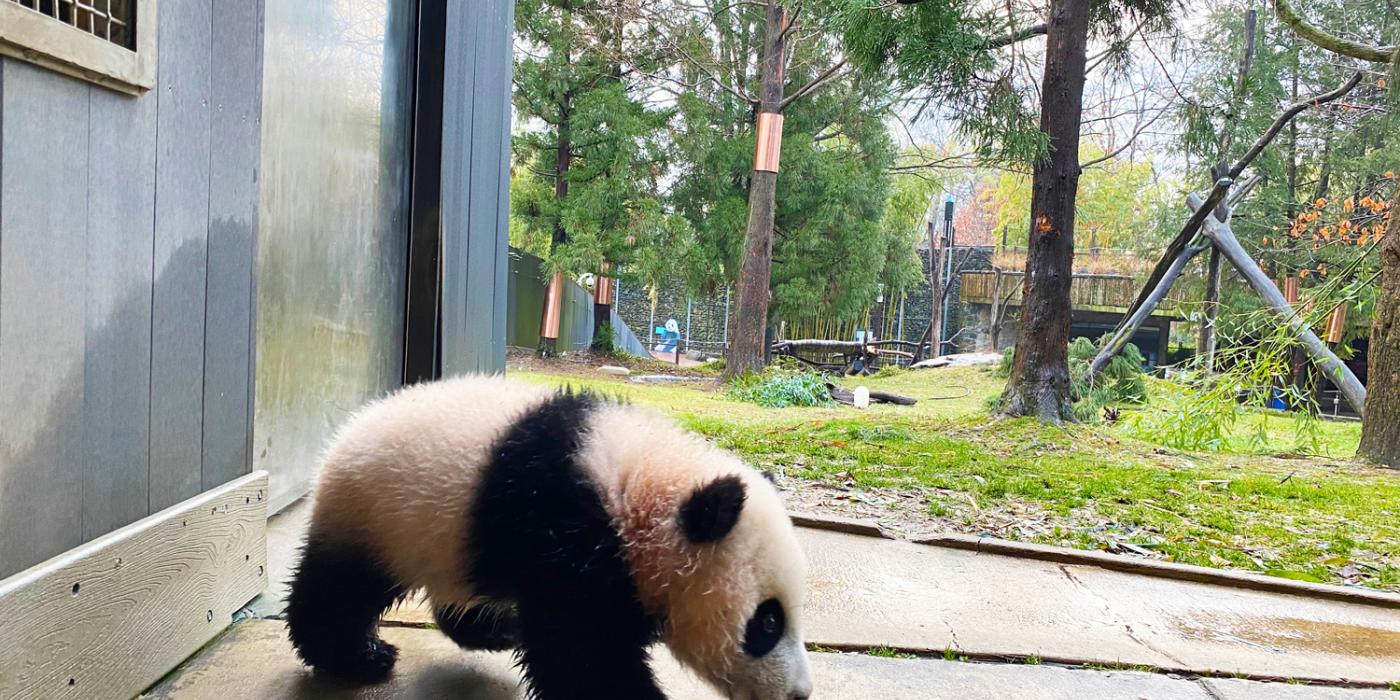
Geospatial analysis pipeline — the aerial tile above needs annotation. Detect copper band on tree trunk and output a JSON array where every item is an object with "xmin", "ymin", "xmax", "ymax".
[
  {"xmin": 595, "ymin": 275, "xmax": 614, "ymax": 306},
  {"xmin": 1326, "ymin": 305, "xmax": 1347, "ymax": 344},
  {"xmin": 540, "ymin": 270, "xmax": 564, "ymax": 339},
  {"xmin": 754, "ymin": 112, "xmax": 784, "ymax": 173}
]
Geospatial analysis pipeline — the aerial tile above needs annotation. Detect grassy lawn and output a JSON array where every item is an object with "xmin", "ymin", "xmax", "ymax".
[{"xmin": 510, "ymin": 361, "xmax": 1400, "ymax": 591}]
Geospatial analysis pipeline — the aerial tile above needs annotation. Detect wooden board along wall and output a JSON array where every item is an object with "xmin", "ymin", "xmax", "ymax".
[{"xmin": 0, "ymin": 472, "xmax": 268, "ymax": 700}]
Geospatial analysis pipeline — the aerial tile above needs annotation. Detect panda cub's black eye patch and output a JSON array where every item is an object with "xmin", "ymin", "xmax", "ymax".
[{"xmin": 743, "ymin": 598, "xmax": 785, "ymax": 657}]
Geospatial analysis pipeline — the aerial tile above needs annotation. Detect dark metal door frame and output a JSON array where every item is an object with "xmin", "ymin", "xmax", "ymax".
[{"xmin": 402, "ymin": 0, "xmax": 447, "ymax": 384}]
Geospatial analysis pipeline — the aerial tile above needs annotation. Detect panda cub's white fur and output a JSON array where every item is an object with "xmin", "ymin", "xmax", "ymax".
[{"xmin": 286, "ymin": 374, "xmax": 813, "ymax": 700}]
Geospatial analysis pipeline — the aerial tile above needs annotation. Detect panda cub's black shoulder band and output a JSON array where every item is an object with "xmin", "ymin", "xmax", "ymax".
[{"xmin": 469, "ymin": 388, "xmax": 665, "ymax": 698}]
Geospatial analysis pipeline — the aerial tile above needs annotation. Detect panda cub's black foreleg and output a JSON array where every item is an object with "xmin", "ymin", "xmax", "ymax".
[
  {"xmin": 285, "ymin": 535, "xmax": 405, "ymax": 682},
  {"xmin": 513, "ymin": 596, "xmax": 666, "ymax": 700},
  {"xmin": 432, "ymin": 603, "xmax": 520, "ymax": 651}
]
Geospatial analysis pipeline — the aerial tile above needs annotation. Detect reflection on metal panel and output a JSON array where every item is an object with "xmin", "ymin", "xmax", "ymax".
[{"xmin": 253, "ymin": 0, "xmax": 414, "ymax": 511}]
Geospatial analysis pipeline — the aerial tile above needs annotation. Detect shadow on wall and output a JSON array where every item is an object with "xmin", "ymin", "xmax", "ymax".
[
  {"xmin": 0, "ymin": 239, "xmax": 237, "ymax": 579},
  {"xmin": 504, "ymin": 248, "xmax": 649, "ymax": 357}
]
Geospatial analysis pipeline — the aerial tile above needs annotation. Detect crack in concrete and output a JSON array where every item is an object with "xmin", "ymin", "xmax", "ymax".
[
  {"xmin": 942, "ymin": 618, "xmax": 964, "ymax": 653},
  {"xmin": 1195, "ymin": 678, "xmax": 1228, "ymax": 700},
  {"xmin": 1058, "ymin": 564, "xmax": 1190, "ymax": 668}
]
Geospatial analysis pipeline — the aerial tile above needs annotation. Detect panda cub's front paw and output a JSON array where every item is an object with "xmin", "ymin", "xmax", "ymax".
[
  {"xmin": 309, "ymin": 637, "xmax": 399, "ymax": 684},
  {"xmin": 359, "ymin": 638, "xmax": 400, "ymax": 679}
]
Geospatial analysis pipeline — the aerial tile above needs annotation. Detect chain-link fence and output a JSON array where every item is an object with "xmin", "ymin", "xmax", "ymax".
[{"xmin": 613, "ymin": 245, "xmax": 995, "ymax": 361}]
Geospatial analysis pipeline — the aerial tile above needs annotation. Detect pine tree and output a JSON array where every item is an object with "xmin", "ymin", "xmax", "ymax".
[
  {"xmin": 657, "ymin": 0, "xmax": 909, "ymax": 369},
  {"xmin": 513, "ymin": 0, "xmax": 684, "ymax": 354}
]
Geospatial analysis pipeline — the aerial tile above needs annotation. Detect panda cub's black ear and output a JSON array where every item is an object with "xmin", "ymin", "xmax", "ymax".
[{"xmin": 679, "ymin": 475, "xmax": 747, "ymax": 543}]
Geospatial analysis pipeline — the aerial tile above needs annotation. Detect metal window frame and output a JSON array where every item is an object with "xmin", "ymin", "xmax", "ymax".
[{"xmin": 0, "ymin": 0, "xmax": 156, "ymax": 94}]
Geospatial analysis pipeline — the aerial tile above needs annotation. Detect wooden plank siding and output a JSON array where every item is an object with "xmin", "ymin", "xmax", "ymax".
[
  {"xmin": 440, "ymin": 0, "xmax": 514, "ymax": 376},
  {"xmin": 201, "ymin": 0, "xmax": 264, "ymax": 492},
  {"xmin": 148, "ymin": 0, "xmax": 213, "ymax": 513},
  {"xmin": 0, "ymin": 0, "xmax": 265, "ymax": 579},
  {"xmin": 82, "ymin": 82, "xmax": 158, "ymax": 540},
  {"xmin": 960, "ymin": 271, "xmax": 1186, "ymax": 317},
  {"xmin": 0, "ymin": 61, "xmax": 91, "ymax": 574}
]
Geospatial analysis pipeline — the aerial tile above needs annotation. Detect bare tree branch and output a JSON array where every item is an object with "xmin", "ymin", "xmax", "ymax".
[
  {"xmin": 779, "ymin": 60, "xmax": 847, "ymax": 111},
  {"xmin": 1080, "ymin": 106, "xmax": 1168, "ymax": 169},
  {"xmin": 982, "ymin": 22, "xmax": 1048, "ymax": 50}
]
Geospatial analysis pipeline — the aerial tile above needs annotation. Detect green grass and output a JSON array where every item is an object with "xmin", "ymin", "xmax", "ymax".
[
  {"xmin": 512, "ymin": 365, "xmax": 1400, "ymax": 591},
  {"xmin": 1083, "ymin": 663, "xmax": 1159, "ymax": 673},
  {"xmin": 867, "ymin": 645, "xmax": 916, "ymax": 659}
]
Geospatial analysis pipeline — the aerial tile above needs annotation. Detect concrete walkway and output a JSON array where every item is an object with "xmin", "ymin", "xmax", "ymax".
[
  {"xmin": 793, "ymin": 527, "xmax": 1400, "ymax": 685},
  {"xmin": 171, "ymin": 500, "xmax": 1399, "ymax": 698},
  {"xmin": 144, "ymin": 621, "xmax": 1394, "ymax": 699}
]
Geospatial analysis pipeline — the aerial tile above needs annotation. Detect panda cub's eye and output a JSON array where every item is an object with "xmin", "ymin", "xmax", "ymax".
[{"xmin": 742, "ymin": 598, "xmax": 785, "ymax": 657}]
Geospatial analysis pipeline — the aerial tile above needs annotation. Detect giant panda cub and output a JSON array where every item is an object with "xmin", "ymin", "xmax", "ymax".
[{"xmin": 285, "ymin": 374, "xmax": 813, "ymax": 700}]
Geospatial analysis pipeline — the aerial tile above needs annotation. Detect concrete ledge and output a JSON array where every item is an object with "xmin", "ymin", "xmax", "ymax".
[
  {"xmin": 789, "ymin": 512, "xmax": 890, "ymax": 538},
  {"xmin": 918, "ymin": 533, "xmax": 1400, "ymax": 610}
]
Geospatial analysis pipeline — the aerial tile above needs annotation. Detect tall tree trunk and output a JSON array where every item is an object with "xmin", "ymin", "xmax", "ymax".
[
  {"xmin": 1000, "ymin": 0, "xmax": 1091, "ymax": 423},
  {"xmin": 539, "ymin": 34, "xmax": 573, "ymax": 358},
  {"xmin": 989, "ymin": 267, "xmax": 1004, "ymax": 351},
  {"xmin": 1199, "ymin": 9, "xmax": 1257, "ymax": 371},
  {"xmin": 592, "ymin": 268, "xmax": 614, "ymax": 353},
  {"xmin": 725, "ymin": 0, "xmax": 787, "ymax": 379},
  {"xmin": 1313, "ymin": 135, "xmax": 1333, "ymax": 202},
  {"xmin": 591, "ymin": 12, "xmax": 625, "ymax": 353},
  {"xmin": 1199, "ymin": 249, "xmax": 1223, "ymax": 368},
  {"xmin": 922, "ymin": 219, "xmax": 943, "ymax": 360},
  {"xmin": 1286, "ymin": 65, "xmax": 1299, "ymax": 223},
  {"xmin": 1360, "ymin": 184, "xmax": 1400, "ymax": 467}
]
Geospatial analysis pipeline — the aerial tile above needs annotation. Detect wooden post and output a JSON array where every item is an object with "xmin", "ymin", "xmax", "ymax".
[
  {"xmin": 921, "ymin": 217, "xmax": 942, "ymax": 361},
  {"xmin": 989, "ymin": 268, "xmax": 1004, "ymax": 351},
  {"xmin": 1189, "ymin": 192, "xmax": 1366, "ymax": 415}
]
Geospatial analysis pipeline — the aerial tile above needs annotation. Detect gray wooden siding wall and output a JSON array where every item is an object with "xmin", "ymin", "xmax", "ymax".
[
  {"xmin": 440, "ymin": 0, "xmax": 513, "ymax": 376},
  {"xmin": 0, "ymin": 0, "xmax": 266, "ymax": 579}
]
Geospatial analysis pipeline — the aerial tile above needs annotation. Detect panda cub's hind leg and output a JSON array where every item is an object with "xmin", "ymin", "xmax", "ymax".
[
  {"xmin": 285, "ymin": 535, "xmax": 405, "ymax": 682},
  {"xmin": 433, "ymin": 602, "xmax": 520, "ymax": 652}
]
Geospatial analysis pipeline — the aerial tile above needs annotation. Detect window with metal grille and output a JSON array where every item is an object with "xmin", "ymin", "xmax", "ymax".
[
  {"xmin": 0, "ymin": 0, "xmax": 153, "ymax": 93},
  {"xmin": 5, "ymin": 0, "xmax": 134, "ymax": 50}
]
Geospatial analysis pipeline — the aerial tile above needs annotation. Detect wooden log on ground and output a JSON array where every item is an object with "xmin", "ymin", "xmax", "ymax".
[
  {"xmin": 1189, "ymin": 192, "xmax": 1368, "ymax": 416},
  {"xmin": 772, "ymin": 339, "xmax": 924, "ymax": 353},
  {"xmin": 872, "ymin": 348, "xmax": 914, "ymax": 359},
  {"xmin": 825, "ymin": 382, "xmax": 918, "ymax": 406}
]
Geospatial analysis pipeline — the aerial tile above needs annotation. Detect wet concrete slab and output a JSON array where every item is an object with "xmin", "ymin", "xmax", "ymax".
[
  {"xmin": 795, "ymin": 528, "xmax": 1400, "ymax": 685},
  {"xmin": 147, "ymin": 620, "xmax": 1400, "ymax": 700},
  {"xmin": 1199, "ymin": 678, "xmax": 1397, "ymax": 700},
  {"xmin": 266, "ymin": 502, "xmax": 1400, "ymax": 687}
]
